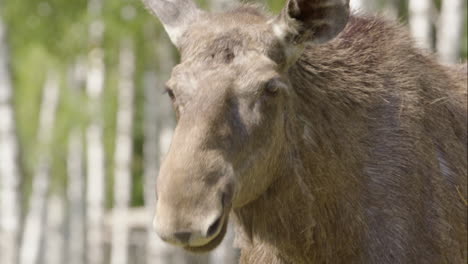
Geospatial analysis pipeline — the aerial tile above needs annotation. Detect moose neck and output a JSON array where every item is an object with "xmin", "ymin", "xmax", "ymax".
[
  {"xmin": 232, "ymin": 37, "xmax": 375, "ymax": 263},
  {"xmin": 224, "ymin": 12, "xmax": 468, "ymax": 264},
  {"xmin": 232, "ymin": 151, "xmax": 316, "ymax": 263},
  {"xmin": 233, "ymin": 122, "xmax": 368, "ymax": 264}
]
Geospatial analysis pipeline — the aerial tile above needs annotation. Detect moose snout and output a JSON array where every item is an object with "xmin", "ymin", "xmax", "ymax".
[
  {"xmin": 153, "ymin": 187, "xmax": 233, "ymax": 248},
  {"xmin": 153, "ymin": 209, "xmax": 225, "ymax": 247},
  {"xmin": 152, "ymin": 180, "xmax": 234, "ymax": 251},
  {"xmin": 154, "ymin": 142, "xmax": 235, "ymax": 250}
]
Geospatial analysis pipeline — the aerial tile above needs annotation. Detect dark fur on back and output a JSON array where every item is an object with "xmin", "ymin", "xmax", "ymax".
[{"xmin": 233, "ymin": 14, "xmax": 467, "ymax": 264}]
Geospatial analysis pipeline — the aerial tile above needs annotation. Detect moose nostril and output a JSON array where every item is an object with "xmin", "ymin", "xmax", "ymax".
[
  {"xmin": 174, "ymin": 231, "xmax": 192, "ymax": 244},
  {"xmin": 206, "ymin": 216, "xmax": 222, "ymax": 237}
]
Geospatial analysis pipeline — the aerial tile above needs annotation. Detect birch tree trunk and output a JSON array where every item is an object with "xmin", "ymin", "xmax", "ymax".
[
  {"xmin": 383, "ymin": 0, "xmax": 400, "ymax": 20},
  {"xmin": 67, "ymin": 130, "xmax": 85, "ymax": 264},
  {"xmin": 0, "ymin": 16, "xmax": 22, "ymax": 264},
  {"xmin": 437, "ymin": 0, "xmax": 466, "ymax": 64},
  {"xmin": 110, "ymin": 39, "xmax": 135, "ymax": 264},
  {"xmin": 44, "ymin": 194, "xmax": 66, "ymax": 264},
  {"xmin": 409, "ymin": 0, "xmax": 433, "ymax": 50},
  {"xmin": 210, "ymin": 224, "xmax": 239, "ymax": 264},
  {"xmin": 20, "ymin": 72, "xmax": 60, "ymax": 264},
  {"xmin": 85, "ymin": 108, "xmax": 105, "ymax": 264},
  {"xmin": 86, "ymin": 0, "xmax": 106, "ymax": 263},
  {"xmin": 350, "ymin": 0, "xmax": 378, "ymax": 13}
]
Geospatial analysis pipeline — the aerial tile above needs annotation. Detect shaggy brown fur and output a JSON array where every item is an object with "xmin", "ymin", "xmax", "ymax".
[
  {"xmin": 234, "ymin": 14, "xmax": 467, "ymax": 264},
  {"xmin": 145, "ymin": 1, "xmax": 467, "ymax": 263}
]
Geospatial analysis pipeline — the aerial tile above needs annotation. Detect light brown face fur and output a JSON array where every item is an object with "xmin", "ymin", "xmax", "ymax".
[{"xmin": 154, "ymin": 10, "xmax": 291, "ymax": 251}]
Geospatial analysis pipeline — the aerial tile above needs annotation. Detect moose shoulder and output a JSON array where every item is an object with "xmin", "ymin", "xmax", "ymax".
[{"xmin": 143, "ymin": 0, "xmax": 468, "ymax": 263}]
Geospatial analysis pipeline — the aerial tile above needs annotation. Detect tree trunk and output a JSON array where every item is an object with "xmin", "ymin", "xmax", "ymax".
[
  {"xmin": 210, "ymin": 224, "xmax": 239, "ymax": 264},
  {"xmin": 0, "ymin": 16, "xmax": 22, "ymax": 264},
  {"xmin": 20, "ymin": 72, "xmax": 60, "ymax": 264},
  {"xmin": 110, "ymin": 39, "xmax": 135, "ymax": 264},
  {"xmin": 383, "ymin": 0, "xmax": 400, "ymax": 19},
  {"xmin": 86, "ymin": 0, "xmax": 106, "ymax": 263},
  {"xmin": 437, "ymin": 0, "xmax": 466, "ymax": 64},
  {"xmin": 67, "ymin": 130, "xmax": 86, "ymax": 264},
  {"xmin": 44, "ymin": 194, "xmax": 66, "ymax": 264},
  {"xmin": 408, "ymin": 0, "xmax": 433, "ymax": 51},
  {"xmin": 350, "ymin": 0, "xmax": 378, "ymax": 13},
  {"xmin": 85, "ymin": 74, "xmax": 105, "ymax": 264}
]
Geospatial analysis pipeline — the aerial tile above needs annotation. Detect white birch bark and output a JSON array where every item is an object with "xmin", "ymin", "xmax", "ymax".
[
  {"xmin": 110, "ymin": 39, "xmax": 135, "ymax": 264},
  {"xmin": 0, "ymin": 17, "xmax": 22, "ymax": 264},
  {"xmin": 86, "ymin": 1, "xmax": 106, "ymax": 263},
  {"xmin": 409, "ymin": 0, "xmax": 433, "ymax": 50},
  {"xmin": 350, "ymin": 0, "xmax": 378, "ymax": 13},
  {"xmin": 352, "ymin": 0, "xmax": 400, "ymax": 19},
  {"xmin": 85, "ymin": 123, "xmax": 105, "ymax": 264},
  {"xmin": 437, "ymin": 0, "xmax": 466, "ymax": 64},
  {"xmin": 44, "ymin": 194, "xmax": 66, "ymax": 264},
  {"xmin": 67, "ymin": 130, "xmax": 85, "ymax": 264},
  {"xmin": 210, "ymin": 224, "xmax": 239, "ymax": 264},
  {"xmin": 85, "ymin": 70, "xmax": 105, "ymax": 264},
  {"xmin": 383, "ymin": 0, "xmax": 399, "ymax": 20},
  {"xmin": 20, "ymin": 72, "xmax": 60, "ymax": 264}
]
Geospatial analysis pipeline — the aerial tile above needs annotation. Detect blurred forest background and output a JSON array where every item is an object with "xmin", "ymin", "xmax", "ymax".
[{"xmin": 0, "ymin": 0, "xmax": 466, "ymax": 264}]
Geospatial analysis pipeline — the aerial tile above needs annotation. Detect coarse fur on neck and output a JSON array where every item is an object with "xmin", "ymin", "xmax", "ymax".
[{"xmin": 232, "ymin": 15, "xmax": 467, "ymax": 264}]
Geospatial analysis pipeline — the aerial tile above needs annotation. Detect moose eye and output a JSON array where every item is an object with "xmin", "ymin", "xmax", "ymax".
[
  {"xmin": 164, "ymin": 86, "xmax": 176, "ymax": 101},
  {"xmin": 264, "ymin": 78, "xmax": 281, "ymax": 96}
]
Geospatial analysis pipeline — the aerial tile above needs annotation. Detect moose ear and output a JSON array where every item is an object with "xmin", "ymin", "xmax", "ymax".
[
  {"xmin": 273, "ymin": 0, "xmax": 350, "ymax": 45},
  {"xmin": 142, "ymin": 0, "xmax": 203, "ymax": 48}
]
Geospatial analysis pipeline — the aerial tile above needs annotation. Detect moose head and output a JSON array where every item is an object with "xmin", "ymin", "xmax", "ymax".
[{"xmin": 143, "ymin": 0, "xmax": 350, "ymax": 252}]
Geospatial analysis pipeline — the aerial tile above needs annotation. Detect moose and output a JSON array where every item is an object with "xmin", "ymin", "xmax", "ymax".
[{"xmin": 143, "ymin": 0, "xmax": 467, "ymax": 263}]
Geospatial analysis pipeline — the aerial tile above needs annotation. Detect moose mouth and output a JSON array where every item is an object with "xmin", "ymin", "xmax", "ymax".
[{"xmin": 183, "ymin": 215, "xmax": 229, "ymax": 253}]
